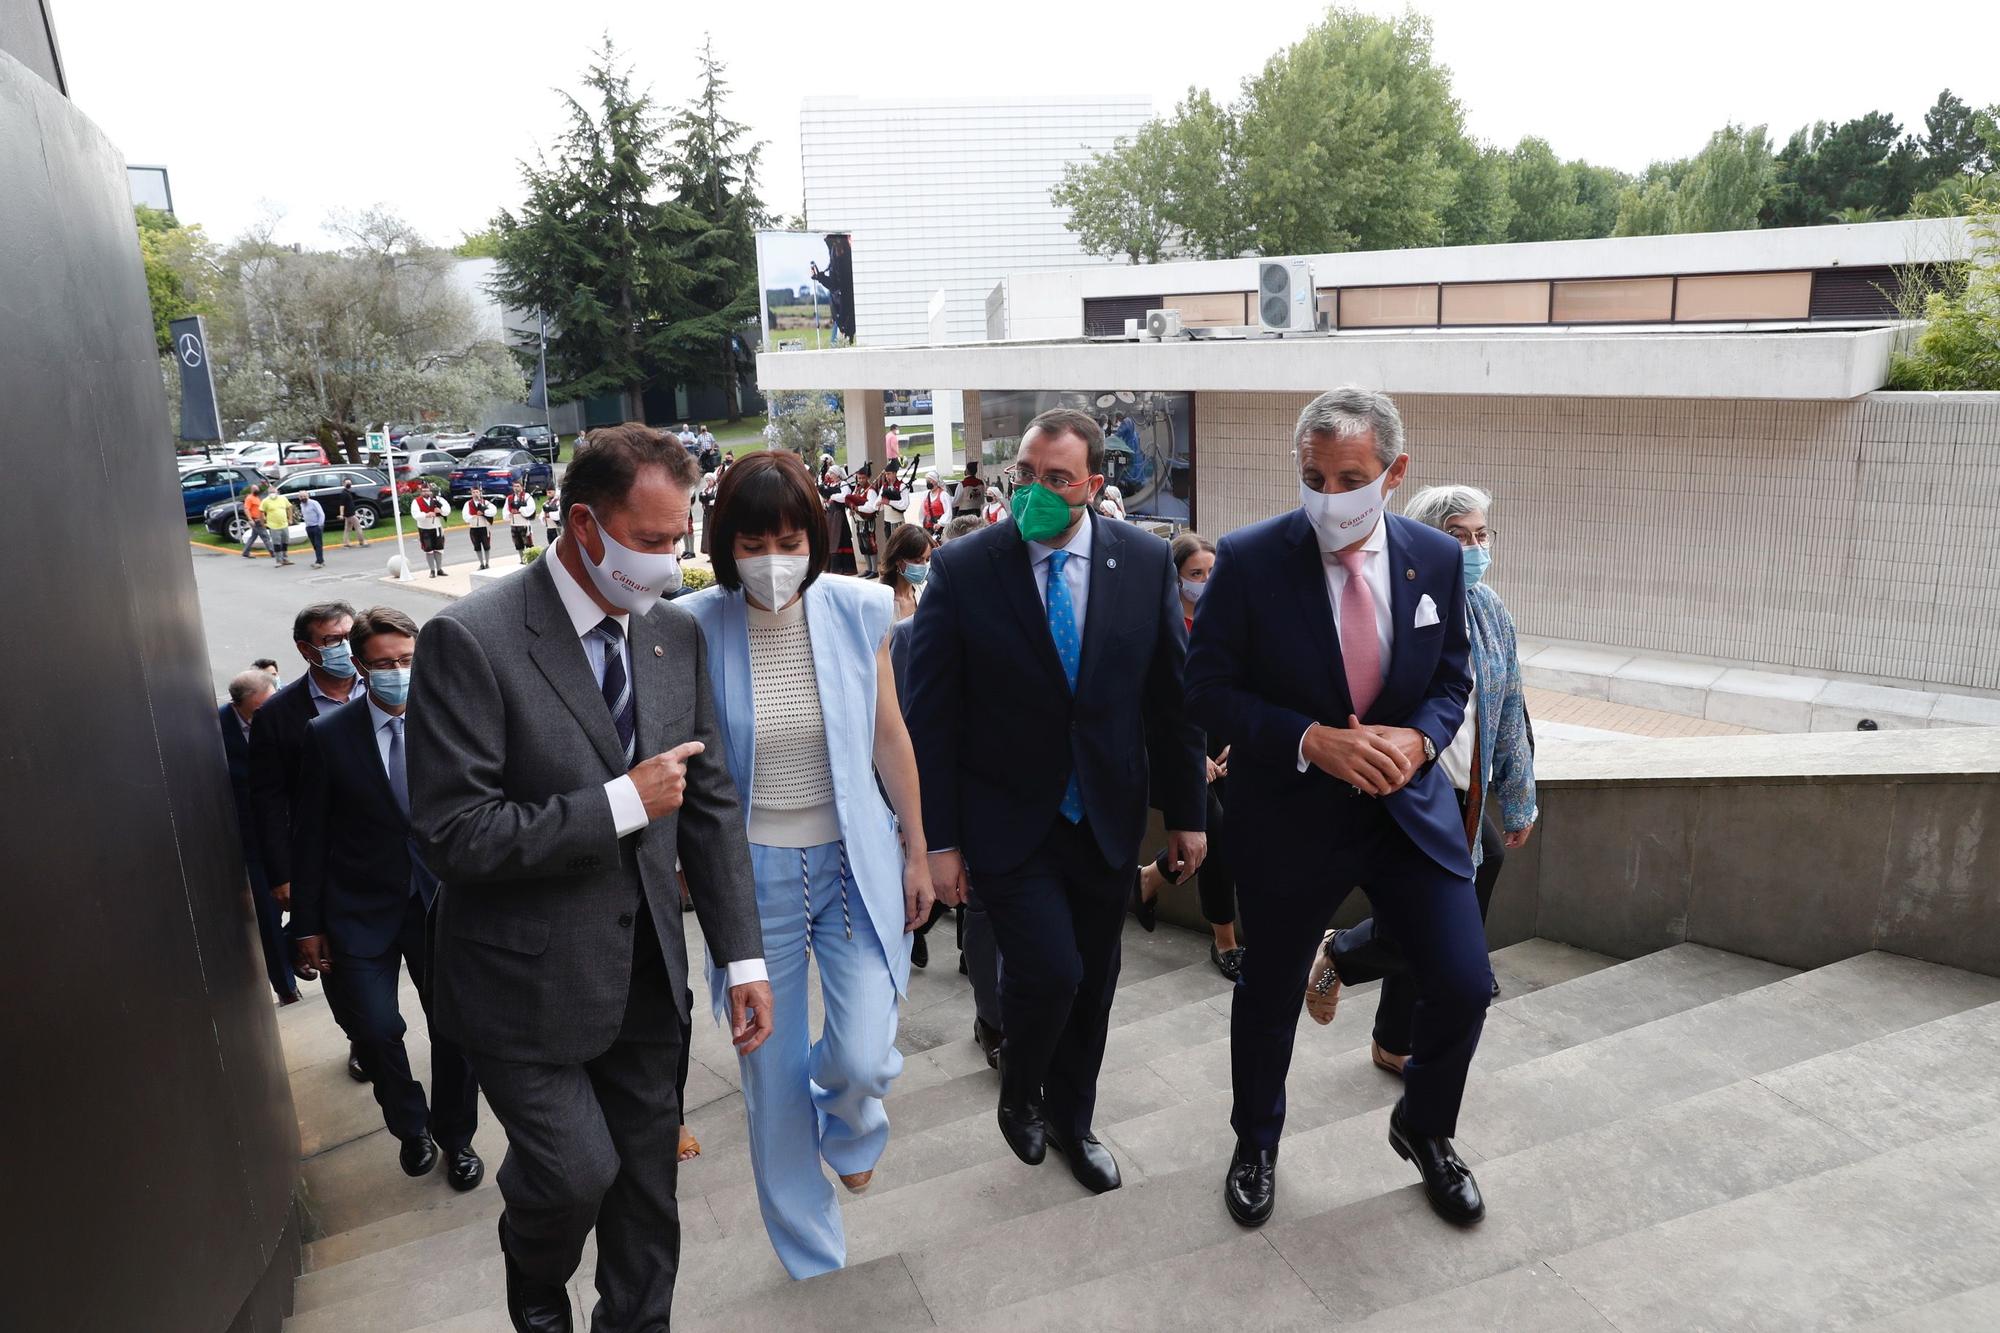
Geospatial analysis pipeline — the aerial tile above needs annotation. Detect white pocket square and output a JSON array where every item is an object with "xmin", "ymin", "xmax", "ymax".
[{"xmin": 1414, "ymin": 594, "xmax": 1441, "ymax": 628}]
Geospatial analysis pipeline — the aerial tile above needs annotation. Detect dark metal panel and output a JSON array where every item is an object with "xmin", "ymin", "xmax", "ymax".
[
  {"xmin": 1809, "ymin": 266, "xmax": 1903, "ymax": 319},
  {"xmin": 1083, "ymin": 295, "xmax": 1166, "ymax": 337},
  {"xmin": 0, "ymin": 0, "xmax": 67, "ymax": 93},
  {"xmin": 0, "ymin": 56, "xmax": 298, "ymax": 1333}
]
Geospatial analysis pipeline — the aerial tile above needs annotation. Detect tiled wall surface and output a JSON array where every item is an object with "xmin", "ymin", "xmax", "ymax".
[{"xmin": 1194, "ymin": 391, "xmax": 2000, "ymax": 693}]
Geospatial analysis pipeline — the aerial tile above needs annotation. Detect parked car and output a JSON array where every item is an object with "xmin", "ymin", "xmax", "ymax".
[
  {"xmin": 203, "ymin": 466, "xmax": 394, "ymax": 542},
  {"xmin": 274, "ymin": 442, "xmax": 331, "ymax": 474},
  {"xmin": 179, "ymin": 463, "xmax": 265, "ymax": 521},
  {"xmin": 433, "ymin": 430, "xmax": 481, "ymax": 458},
  {"xmin": 363, "ymin": 446, "xmax": 461, "ymax": 483},
  {"xmin": 448, "ymin": 448, "xmax": 554, "ymax": 499},
  {"xmin": 476, "ymin": 422, "xmax": 557, "ymax": 463},
  {"xmin": 224, "ymin": 442, "xmax": 283, "ymax": 473}
]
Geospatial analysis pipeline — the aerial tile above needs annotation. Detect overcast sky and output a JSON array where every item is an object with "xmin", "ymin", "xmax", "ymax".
[{"xmin": 60, "ymin": 0, "xmax": 2000, "ymax": 250}]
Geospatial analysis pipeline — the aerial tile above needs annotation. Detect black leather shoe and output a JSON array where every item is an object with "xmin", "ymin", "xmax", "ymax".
[
  {"xmin": 1491, "ymin": 974, "xmax": 1502, "ymax": 999},
  {"xmin": 447, "ymin": 1146, "xmax": 484, "ymax": 1192},
  {"xmin": 1129, "ymin": 867, "xmax": 1158, "ymax": 932},
  {"xmin": 1211, "ymin": 943, "xmax": 1245, "ymax": 981},
  {"xmin": 1224, "ymin": 1140, "xmax": 1277, "ymax": 1227},
  {"xmin": 911, "ymin": 931, "xmax": 929, "ymax": 969},
  {"xmin": 1046, "ymin": 1123, "xmax": 1122, "ymax": 1194},
  {"xmin": 347, "ymin": 1045, "xmax": 369, "ymax": 1082},
  {"xmin": 1388, "ymin": 1101, "xmax": 1484, "ymax": 1225},
  {"xmin": 997, "ymin": 1098, "xmax": 1047, "ymax": 1165},
  {"xmin": 501, "ymin": 1219, "xmax": 573, "ymax": 1333},
  {"xmin": 972, "ymin": 1017, "xmax": 1003, "ymax": 1071},
  {"xmin": 399, "ymin": 1135, "xmax": 438, "ymax": 1178}
]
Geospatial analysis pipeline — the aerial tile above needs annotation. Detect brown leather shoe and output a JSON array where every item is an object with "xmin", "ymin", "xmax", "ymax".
[
  {"xmin": 838, "ymin": 1170, "xmax": 874, "ymax": 1195},
  {"xmin": 1372, "ymin": 1040, "xmax": 1409, "ymax": 1075},
  {"xmin": 1304, "ymin": 931, "xmax": 1341, "ymax": 1025}
]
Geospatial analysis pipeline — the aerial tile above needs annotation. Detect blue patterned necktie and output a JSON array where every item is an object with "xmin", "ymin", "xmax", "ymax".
[
  {"xmin": 1046, "ymin": 550, "xmax": 1084, "ymax": 823},
  {"xmin": 387, "ymin": 715, "xmax": 409, "ymax": 816},
  {"xmin": 594, "ymin": 618, "xmax": 637, "ymax": 765}
]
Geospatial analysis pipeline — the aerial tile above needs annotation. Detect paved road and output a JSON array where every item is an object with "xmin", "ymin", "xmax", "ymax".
[{"xmin": 191, "ymin": 530, "xmax": 454, "ymax": 698}]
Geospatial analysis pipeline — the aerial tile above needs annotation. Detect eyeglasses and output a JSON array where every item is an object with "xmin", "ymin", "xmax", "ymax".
[
  {"xmin": 361, "ymin": 654, "xmax": 416, "ymax": 671},
  {"xmin": 1000, "ymin": 464, "xmax": 1087, "ymax": 491}
]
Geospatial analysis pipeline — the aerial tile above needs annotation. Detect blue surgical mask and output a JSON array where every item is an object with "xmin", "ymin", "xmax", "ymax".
[
  {"xmin": 903, "ymin": 562, "xmax": 930, "ymax": 586},
  {"xmin": 1461, "ymin": 544, "xmax": 1492, "ymax": 587},
  {"xmin": 366, "ymin": 666, "xmax": 412, "ymax": 707},
  {"xmin": 1180, "ymin": 577, "xmax": 1207, "ymax": 605},
  {"xmin": 315, "ymin": 639, "xmax": 357, "ymax": 679}
]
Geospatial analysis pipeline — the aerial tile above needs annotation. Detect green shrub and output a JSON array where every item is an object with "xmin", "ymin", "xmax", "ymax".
[
  {"xmin": 1887, "ymin": 205, "xmax": 2000, "ymax": 391},
  {"xmin": 680, "ymin": 564, "xmax": 714, "ymax": 591},
  {"xmin": 522, "ymin": 545, "xmax": 544, "ymax": 564}
]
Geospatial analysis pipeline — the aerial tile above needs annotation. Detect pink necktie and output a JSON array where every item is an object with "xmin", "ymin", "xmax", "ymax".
[{"xmin": 1333, "ymin": 550, "xmax": 1382, "ymax": 718}]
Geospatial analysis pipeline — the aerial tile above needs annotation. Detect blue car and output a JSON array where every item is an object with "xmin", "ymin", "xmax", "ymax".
[
  {"xmin": 447, "ymin": 448, "xmax": 554, "ymax": 500},
  {"xmin": 178, "ymin": 462, "xmax": 264, "ymax": 521}
]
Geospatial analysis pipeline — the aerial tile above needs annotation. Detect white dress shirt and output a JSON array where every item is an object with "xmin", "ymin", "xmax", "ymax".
[
  {"xmin": 1297, "ymin": 513, "xmax": 1394, "ymax": 771},
  {"xmin": 366, "ymin": 694, "xmax": 403, "ymax": 777},
  {"xmin": 1027, "ymin": 511, "xmax": 1094, "ymax": 628},
  {"xmin": 545, "ymin": 549, "xmax": 766, "ymax": 987},
  {"xmin": 1439, "ymin": 670, "xmax": 1477, "ymax": 792}
]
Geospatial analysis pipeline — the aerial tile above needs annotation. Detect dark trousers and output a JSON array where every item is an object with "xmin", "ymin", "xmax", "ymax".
[
  {"xmin": 326, "ymin": 891, "xmax": 480, "ymax": 1152},
  {"xmin": 305, "ymin": 524, "xmax": 325, "ymax": 563},
  {"xmin": 976, "ymin": 817, "xmax": 1126, "ymax": 1139},
  {"xmin": 245, "ymin": 856, "xmax": 296, "ymax": 1001},
  {"xmin": 1231, "ymin": 802, "xmax": 1490, "ymax": 1148},
  {"xmin": 1192, "ymin": 784, "xmax": 1235, "ymax": 926},
  {"xmin": 469, "ymin": 895, "xmax": 684, "ymax": 1332},
  {"xmin": 960, "ymin": 888, "xmax": 1005, "ymax": 1032},
  {"xmin": 1337, "ymin": 805, "xmax": 1506, "ymax": 1057}
]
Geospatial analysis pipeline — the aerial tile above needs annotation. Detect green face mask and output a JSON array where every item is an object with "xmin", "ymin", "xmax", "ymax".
[{"xmin": 1013, "ymin": 482, "xmax": 1083, "ymax": 544}]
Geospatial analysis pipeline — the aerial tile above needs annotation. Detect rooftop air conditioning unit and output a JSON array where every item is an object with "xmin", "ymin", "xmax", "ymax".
[
  {"xmin": 1258, "ymin": 259, "xmax": 1315, "ymax": 332},
  {"xmin": 1144, "ymin": 308, "xmax": 1183, "ymax": 340}
]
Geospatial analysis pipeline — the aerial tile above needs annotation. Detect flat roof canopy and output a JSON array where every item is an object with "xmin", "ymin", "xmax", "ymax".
[{"xmin": 757, "ymin": 325, "xmax": 1903, "ymax": 401}]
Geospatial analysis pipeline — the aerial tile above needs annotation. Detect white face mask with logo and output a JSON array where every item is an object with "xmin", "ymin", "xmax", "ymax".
[
  {"xmin": 1299, "ymin": 469, "xmax": 1391, "ymax": 550},
  {"xmin": 580, "ymin": 507, "xmax": 683, "ymax": 616},
  {"xmin": 738, "ymin": 554, "xmax": 811, "ymax": 611}
]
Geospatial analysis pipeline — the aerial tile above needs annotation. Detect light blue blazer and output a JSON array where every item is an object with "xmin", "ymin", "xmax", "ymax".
[{"xmin": 679, "ymin": 576, "xmax": 911, "ymax": 1010}]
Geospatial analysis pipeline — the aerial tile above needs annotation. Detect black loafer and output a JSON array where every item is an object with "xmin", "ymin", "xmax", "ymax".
[
  {"xmin": 1211, "ymin": 944, "xmax": 1245, "ymax": 981},
  {"xmin": 911, "ymin": 931, "xmax": 929, "ymax": 969},
  {"xmin": 501, "ymin": 1219, "xmax": 573, "ymax": 1332},
  {"xmin": 347, "ymin": 1046, "xmax": 369, "ymax": 1083},
  {"xmin": 972, "ymin": 1017, "xmax": 1003, "ymax": 1071},
  {"xmin": 1128, "ymin": 868, "xmax": 1157, "ymax": 932},
  {"xmin": 1224, "ymin": 1140, "xmax": 1276, "ymax": 1227},
  {"xmin": 1046, "ymin": 1124, "xmax": 1122, "ymax": 1194},
  {"xmin": 1388, "ymin": 1100, "xmax": 1484, "ymax": 1225},
  {"xmin": 447, "ymin": 1146, "xmax": 484, "ymax": 1192},
  {"xmin": 399, "ymin": 1135, "xmax": 438, "ymax": 1178}
]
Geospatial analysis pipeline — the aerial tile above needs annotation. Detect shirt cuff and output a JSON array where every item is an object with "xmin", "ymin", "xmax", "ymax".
[
  {"xmin": 724, "ymin": 958, "xmax": 768, "ymax": 988},
  {"xmin": 604, "ymin": 775, "xmax": 649, "ymax": 838},
  {"xmin": 1296, "ymin": 724, "xmax": 1314, "ymax": 774}
]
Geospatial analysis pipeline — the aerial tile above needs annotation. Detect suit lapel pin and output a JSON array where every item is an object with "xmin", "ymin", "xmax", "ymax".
[
  {"xmin": 1106, "ymin": 557, "xmax": 1117, "ymax": 569},
  {"xmin": 653, "ymin": 645, "xmax": 663, "ymax": 657},
  {"xmin": 1405, "ymin": 568, "xmax": 1417, "ymax": 580}
]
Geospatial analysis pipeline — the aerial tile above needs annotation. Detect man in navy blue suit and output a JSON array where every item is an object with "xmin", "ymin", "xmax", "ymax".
[
  {"xmin": 219, "ymin": 668, "xmax": 296, "ymax": 1004},
  {"xmin": 291, "ymin": 607, "xmax": 483, "ymax": 1192},
  {"xmin": 907, "ymin": 407, "xmax": 1208, "ymax": 1195},
  {"xmin": 1187, "ymin": 386, "xmax": 1490, "ymax": 1228}
]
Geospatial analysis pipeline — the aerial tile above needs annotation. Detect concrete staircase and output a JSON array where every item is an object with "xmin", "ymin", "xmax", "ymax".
[{"xmin": 279, "ymin": 921, "xmax": 2000, "ymax": 1331}]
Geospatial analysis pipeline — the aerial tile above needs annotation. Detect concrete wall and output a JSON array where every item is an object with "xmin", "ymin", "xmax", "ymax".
[
  {"xmin": 1194, "ymin": 390, "xmax": 2000, "ymax": 695},
  {"xmin": 0, "ymin": 35, "xmax": 301, "ymax": 1333},
  {"xmin": 1486, "ymin": 731, "xmax": 2000, "ymax": 977}
]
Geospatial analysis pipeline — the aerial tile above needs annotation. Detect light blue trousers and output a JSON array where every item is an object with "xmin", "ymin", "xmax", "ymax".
[{"xmin": 742, "ymin": 840, "xmax": 904, "ymax": 1278}]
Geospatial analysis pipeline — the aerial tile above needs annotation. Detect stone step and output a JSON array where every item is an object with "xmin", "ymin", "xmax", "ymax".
[
  {"xmin": 895, "ymin": 953, "xmax": 1999, "ymax": 1326},
  {"xmin": 1855, "ymin": 1280, "xmax": 2000, "ymax": 1332},
  {"xmin": 285, "ymin": 937, "xmax": 1606, "ymax": 1329}
]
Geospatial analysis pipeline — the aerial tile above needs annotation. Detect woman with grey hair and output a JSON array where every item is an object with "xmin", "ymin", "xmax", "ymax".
[{"xmin": 1307, "ymin": 483, "xmax": 1538, "ymax": 1070}]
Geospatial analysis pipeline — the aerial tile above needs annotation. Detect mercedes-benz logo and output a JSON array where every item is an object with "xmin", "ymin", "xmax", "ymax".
[{"xmin": 178, "ymin": 332, "xmax": 204, "ymax": 368}]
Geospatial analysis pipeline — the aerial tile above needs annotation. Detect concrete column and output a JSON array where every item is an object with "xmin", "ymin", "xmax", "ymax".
[
  {"xmin": 960, "ymin": 389, "xmax": 982, "ymax": 474},
  {"xmin": 841, "ymin": 389, "xmax": 887, "ymax": 473}
]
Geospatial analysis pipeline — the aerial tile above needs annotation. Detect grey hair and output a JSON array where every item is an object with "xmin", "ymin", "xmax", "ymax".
[
  {"xmin": 1292, "ymin": 387, "xmax": 1405, "ymax": 468},
  {"xmin": 228, "ymin": 668, "xmax": 276, "ymax": 707},
  {"xmin": 1402, "ymin": 484, "xmax": 1493, "ymax": 531}
]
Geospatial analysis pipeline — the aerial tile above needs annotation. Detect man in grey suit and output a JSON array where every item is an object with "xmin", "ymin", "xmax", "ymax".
[{"xmin": 408, "ymin": 423, "xmax": 772, "ymax": 1333}]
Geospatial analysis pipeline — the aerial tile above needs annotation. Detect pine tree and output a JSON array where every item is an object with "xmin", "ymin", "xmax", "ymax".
[
  {"xmin": 489, "ymin": 39, "xmax": 696, "ymax": 422},
  {"xmin": 665, "ymin": 37, "xmax": 767, "ymax": 422}
]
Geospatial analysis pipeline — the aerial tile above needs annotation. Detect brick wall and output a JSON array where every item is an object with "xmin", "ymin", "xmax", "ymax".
[{"xmin": 1193, "ymin": 391, "xmax": 2000, "ymax": 693}]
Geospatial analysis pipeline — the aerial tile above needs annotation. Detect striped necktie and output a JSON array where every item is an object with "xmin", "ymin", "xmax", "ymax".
[{"xmin": 594, "ymin": 618, "xmax": 636, "ymax": 765}]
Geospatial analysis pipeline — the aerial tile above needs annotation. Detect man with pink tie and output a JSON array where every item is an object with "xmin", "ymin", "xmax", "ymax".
[{"xmin": 1186, "ymin": 386, "xmax": 1491, "ymax": 1231}]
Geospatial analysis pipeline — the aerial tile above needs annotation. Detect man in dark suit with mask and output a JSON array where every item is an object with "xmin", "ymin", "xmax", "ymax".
[
  {"xmin": 906, "ymin": 407, "xmax": 1207, "ymax": 1196},
  {"xmin": 292, "ymin": 607, "xmax": 483, "ymax": 1191}
]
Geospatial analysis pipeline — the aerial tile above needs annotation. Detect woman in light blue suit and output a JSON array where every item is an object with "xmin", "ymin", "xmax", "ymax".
[{"xmin": 679, "ymin": 450, "xmax": 933, "ymax": 1279}]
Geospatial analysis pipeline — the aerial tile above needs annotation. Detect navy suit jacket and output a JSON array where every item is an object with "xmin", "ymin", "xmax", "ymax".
[
  {"xmin": 905, "ymin": 512, "xmax": 1206, "ymax": 876},
  {"xmin": 246, "ymin": 674, "xmax": 334, "ymax": 886},
  {"xmin": 1186, "ymin": 509, "xmax": 1473, "ymax": 879},
  {"xmin": 291, "ymin": 696, "xmax": 438, "ymax": 958}
]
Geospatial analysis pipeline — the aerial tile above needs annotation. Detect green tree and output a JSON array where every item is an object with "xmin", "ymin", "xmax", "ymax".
[
  {"xmin": 1504, "ymin": 138, "xmax": 1583, "ymax": 242},
  {"xmin": 1440, "ymin": 142, "xmax": 1514, "ymax": 247},
  {"xmin": 1886, "ymin": 206, "xmax": 2000, "ymax": 390},
  {"xmin": 1051, "ymin": 88, "xmax": 1246, "ymax": 262},
  {"xmin": 1906, "ymin": 172, "xmax": 2000, "ymax": 218},
  {"xmin": 1919, "ymin": 89, "xmax": 1994, "ymax": 184},
  {"xmin": 1570, "ymin": 161, "xmax": 1630, "ymax": 237},
  {"xmin": 136, "ymin": 206, "xmax": 225, "ymax": 355},
  {"xmin": 1613, "ymin": 178, "xmax": 1681, "ymax": 236},
  {"xmin": 1765, "ymin": 111, "xmax": 1924, "ymax": 227},
  {"xmin": 489, "ymin": 38, "xmax": 698, "ymax": 421},
  {"xmin": 453, "ymin": 228, "xmax": 502, "ymax": 258},
  {"xmin": 1675, "ymin": 124, "xmax": 1775, "ymax": 232},
  {"xmin": 765, "ymin": 391, "xmax": 843, "ymax": 460},
  {"xmin": 1233, "ymin": 8, "xmax": 1466, "ymax": 254},
  {"xmin": 665, "ymin": 36, "xmax": 767, "ymax": 421}
]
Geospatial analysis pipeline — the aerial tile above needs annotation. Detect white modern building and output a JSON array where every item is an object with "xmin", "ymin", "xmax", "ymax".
[{"xmin": 798, "ymin": 94, "xmax": 1155, "ymax": 347}]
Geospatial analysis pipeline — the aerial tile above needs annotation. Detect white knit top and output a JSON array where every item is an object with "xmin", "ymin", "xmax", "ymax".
[{"xmin": 745, "ymin": 597, "xmax": 840, "ymax": 848}]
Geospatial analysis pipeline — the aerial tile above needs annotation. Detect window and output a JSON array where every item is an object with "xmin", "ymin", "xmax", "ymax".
[
  {"xmin": 1550, "ymin": 277, "xmax": 1674, "ymax": 323},
  {"xmin": 1441, "ymin": 281, "xmax": 1550, "ymax": 326},
  {"xmin": 1672, "ymin": 272, "xmax": 1811, "ymax": 321},
  {"xmin": 182, "ymin": 471, "xmax": 213, "ymax": 490},
  {"xmin": 1163, "ymin": 292, "xmax": 1248, "ymax": 327},
  {"xmin": 1337, "ymin": 285, "xmax": 1439, "ymax": 328}
]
